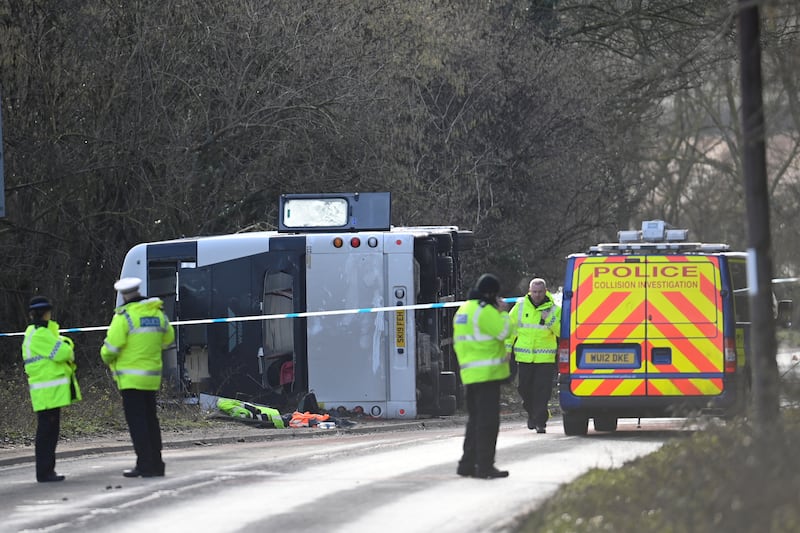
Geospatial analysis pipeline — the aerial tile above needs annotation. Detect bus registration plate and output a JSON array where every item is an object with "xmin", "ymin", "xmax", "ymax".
[{"xmin": 395, "ymin": 311, "xmax": 406, "ymax": 348}]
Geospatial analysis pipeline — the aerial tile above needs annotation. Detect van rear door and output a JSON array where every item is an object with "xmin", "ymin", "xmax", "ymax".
[
  {"xmin": 644, "ymin": 255, "xmax": 723, "ymax": 397},
  {"xmin": 569, "ymin": 255, "xmax": 648, "ymax": 398}
]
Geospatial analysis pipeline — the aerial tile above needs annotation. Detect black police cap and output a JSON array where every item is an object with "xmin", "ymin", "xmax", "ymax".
[
  {"xmin": 475, "ymin": 274, "xmax": 500, "ymax": 295},
  {"xmin": 29, "ymin": 296, "xmax": 53, "ymax": 311}
]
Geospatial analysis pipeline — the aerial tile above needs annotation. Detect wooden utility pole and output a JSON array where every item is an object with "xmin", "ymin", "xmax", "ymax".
[{"xmin": 738, "ymin": 1, "xmax": 780, "ymax": 429}]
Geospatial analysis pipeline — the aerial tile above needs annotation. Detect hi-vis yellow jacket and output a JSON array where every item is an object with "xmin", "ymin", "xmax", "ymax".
[
  {"xmin": 22, "ymin": 321, "xmax": 82, "ymax": 411},
  {"xmin": 505, "ymin": 294, "xmax": 561, "ymax": 364},
  {"xmin": 101, "ymin": 298, "xmax": 175, "ymax": 391},
  {"xmin": 453, "ymin": 300, "xmax": 514, "ymax": 384}
]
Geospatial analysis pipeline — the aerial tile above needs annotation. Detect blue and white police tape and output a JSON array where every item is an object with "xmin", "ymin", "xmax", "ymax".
[{"xmin": 0, "ymin": 297, "xmax": 523, "ymax": 338}]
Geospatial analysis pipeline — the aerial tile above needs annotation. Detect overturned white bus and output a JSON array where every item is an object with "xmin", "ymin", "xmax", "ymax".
[{"xmin": 117, "ymin": 192, "xmax": 473, "ymax": 418}]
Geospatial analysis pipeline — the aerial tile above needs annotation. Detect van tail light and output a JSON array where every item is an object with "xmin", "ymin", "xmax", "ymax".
[
  {"xmin": 558, "ymin": 338, "xmax": 571, "ymax": 374},
  {"xmin": 724, "ymin": 338, "xmax": 737, "ymax": 373}
]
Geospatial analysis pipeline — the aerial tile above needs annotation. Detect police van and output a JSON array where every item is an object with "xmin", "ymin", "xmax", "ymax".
[
  {"xmin": 117, "ymin": 192, "xmax": 473, "ymax": 419},
  {"xmin": 557, "ymin": 220, "xmax": 791, "ymax": 435}
]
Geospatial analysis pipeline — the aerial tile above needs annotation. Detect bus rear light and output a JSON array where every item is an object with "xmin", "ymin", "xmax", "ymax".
[
  {"xmin": 333, "ymin": 237, "xmax": 344, "ymax": 248},
  {"xmin": 558, "ymin": 338, "xmax": 571, "ymax": 374},
  {"xmin": 350, "ymin": 237, "xmax": 361, "ymax": 248},
  {"xmin": 724, "ymin": 337, "xmax": 737, "ymax": 373}
]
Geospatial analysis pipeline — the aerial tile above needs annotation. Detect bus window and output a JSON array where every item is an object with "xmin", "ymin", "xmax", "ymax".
[{"xmin": 262, "ymin": 271, "xmax": 295, "ymax": 389}]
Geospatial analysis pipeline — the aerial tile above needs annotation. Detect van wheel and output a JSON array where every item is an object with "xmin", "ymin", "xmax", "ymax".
[
  {"xmin": 563, "ymin": 413, "xmax": 589, "ymax": 436},
  {"xmin": 593, "ymin": 416, "xmax": 618, "ymax": 432}
]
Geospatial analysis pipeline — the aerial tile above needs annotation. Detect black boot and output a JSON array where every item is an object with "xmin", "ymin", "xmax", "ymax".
[
  {"xmin": 38, "ymin": 473, "xmax": 65, "ymax": 482},
  {"xmin": 456, "ymin": 462, "xmax": 475, "ymax": 477},
  {"xmin": 474, "ymin": 466, "xmax": 509, "ymax": 479}
]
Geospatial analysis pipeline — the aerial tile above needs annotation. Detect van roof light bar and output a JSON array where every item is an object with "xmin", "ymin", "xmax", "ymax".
[
  {"xmin": 589, "ymin": 241, "xmax": 730, "ymax": 254},
  {"xmin": 617, "ymin": 220, "xmax": 689, "ymax": 244}
]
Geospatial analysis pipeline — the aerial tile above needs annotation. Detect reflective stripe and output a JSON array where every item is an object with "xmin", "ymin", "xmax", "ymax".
[
  {"xmin": 454, "ymin": 306, "xmax": 495, "ymax": 341},
  {"xmin": 455, "ymin": 334, "xmax": 495, "ymax": 342},
  {"xmin": 461, "ymin": 355, "xmax": 509, "ymax": 370},
  {"xmin": 103, "ymin": 341, "xmax": 121, "ymax": 354},
  {"xmin": 22, "ymin": 336, "xmax": 63, "ymax": 364},
  {"xmin": 114, "ymin": 369, "xmax": 161, "ymax": 377},
  {"xmin": 472, "ymin": 306, "xmax": 494, "ymax": 341},
  {"xmin": 513, "ymin": 347, "xmax": 556, "ymax": 354},
  {"xmin": 519, "ymin": 323, "xmax": 551, "ymax": 330},
  {"xmin": 121, "ymin": 310, "xmax": 135, "ymax": 330},
  {"xmin": 48, "ymin": 340, "xmax": 63, "ymax": 359},
  {"xmin": 496, "ymin": 315, "xmax": 511, "ymax": 340},
  {"xmin": 29, "ymin": 377, "xmax": 69, "ymax": 390},
  {"xmin": 22, "ymin": 336, "xmax": 33, "ymax": 361},
  {"xmin": 130, "ymin": 326, "xmax": 167, "ymax": 334},
  {"xmin": 474, "ymin": 305, "xmax": 510, "ymax": 341}
]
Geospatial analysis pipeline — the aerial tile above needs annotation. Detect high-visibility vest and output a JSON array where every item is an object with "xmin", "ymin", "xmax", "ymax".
[
  {"xmin": 453, "ymin": 299, "xmax": 513, "ymax": 385},
  {"xmin": 101, "ymin": 298, "xmax": 175, "ymax": 391},
  {"xmin": 505, "ymin": 294, "xmax": 560, "ymax": 363},
  {"xmin": 217, "ymin": 398, "xmax": 286, "ymax": 428},
  {"xmin": 21, "ymin": 321, "xmax": 82, "ymax": 411}
]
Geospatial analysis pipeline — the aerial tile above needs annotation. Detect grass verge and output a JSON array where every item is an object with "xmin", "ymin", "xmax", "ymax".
[
  {"xmin": 0, "ymin": 364, "xmax": 218, "ymax": 447},
  {"xmin": 513, "ymin": 411, "xmax": 800, "ymax": 533}
]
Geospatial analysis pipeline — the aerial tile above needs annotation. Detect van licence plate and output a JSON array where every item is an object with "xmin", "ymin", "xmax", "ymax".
[
  {"xmin": 580, "ymin": 346, "xmax": 640, "ymax": 369},
  {"xmin": 585, "ymin": 351, "xmax": 636, "ymax": 365}
]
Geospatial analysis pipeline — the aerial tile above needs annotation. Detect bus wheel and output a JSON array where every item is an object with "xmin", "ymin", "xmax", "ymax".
[
  {"xmin": 439, "ymin": 371, "xmax": 457, "ymax": 396},
  {"xmin": 593, "ymin": 416, "xmax": 618, "ymax": 432},
  {"xmin": 438, "ymin": 394, "xmax": 457, "ymax": 416},
  {"xmin": 563, "ymin": 412, "xmax": 589, "ymax": 436}
]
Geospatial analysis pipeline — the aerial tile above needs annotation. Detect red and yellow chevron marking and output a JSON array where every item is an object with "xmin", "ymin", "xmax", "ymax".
[
  {"xmin": 569, "ymin": 255, "xmax": 724, "ymax": 397},
  {"xmin": 571, "ymin": 375, "xmax": 647, "ymax": 397}
]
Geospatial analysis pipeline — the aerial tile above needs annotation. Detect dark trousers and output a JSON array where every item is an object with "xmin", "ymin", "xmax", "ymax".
[
  {"xmin": 121, "ymin": 389, "xmax": 164, "ymax": 474},
  {"xmin": 35, "ymin": 408, "xmax": 61, "ymax": 480},
  {"xmin": 517, "ymin": 362, "xmax": 556, "ymax": 427},
  {"xmin": 459, "ymin": 380, "xmax": 501, "ymax": 471}
]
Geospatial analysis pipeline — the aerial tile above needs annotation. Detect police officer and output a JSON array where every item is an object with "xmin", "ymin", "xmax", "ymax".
[
  {"xmin": 507, "ymin": 278, "xmax": 561, "ymax": 433},
  {"xmin": 101, "ymin": 277, "xmax": 175, "ymax": 478},
  {"xmin": 453, "ymin": 274, "xmax": 514, "ymax": 479},
  {"xmin": 21, "ymin": 296, "xmax": 82, "ymax": 482}
]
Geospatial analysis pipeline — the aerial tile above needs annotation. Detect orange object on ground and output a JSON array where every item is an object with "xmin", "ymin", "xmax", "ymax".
[{"xmin": 289, "ymin": 411, "xmax": 331, "ymax": 428}]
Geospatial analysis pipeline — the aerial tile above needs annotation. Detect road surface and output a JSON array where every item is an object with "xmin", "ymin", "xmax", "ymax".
[{"xmin": 0, "ymin": 417, "xmax": 687, "ymax": 533}]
